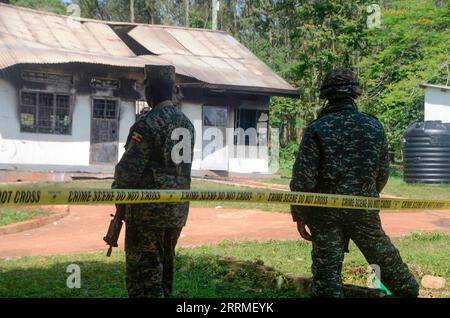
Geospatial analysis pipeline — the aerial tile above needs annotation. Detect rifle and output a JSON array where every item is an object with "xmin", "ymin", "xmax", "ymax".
[{"xmin": 103, "ymin": 204, "xmax": 126, "ymax": 257}]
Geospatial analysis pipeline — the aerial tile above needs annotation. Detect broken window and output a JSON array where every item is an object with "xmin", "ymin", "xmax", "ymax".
[
  {"xmin": 93, "ymin": 99, "xmax": 118, "ymax": 119},
  {"xmin": 19, "ymin": 91, "xmax": 72, "ymax": 134},
  {"xmin": 235, "ymin": 109, "xmax": 269, "ymax": 146}
]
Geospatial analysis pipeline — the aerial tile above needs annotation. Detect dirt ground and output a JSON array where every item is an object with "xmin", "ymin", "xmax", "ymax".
[{"xmin": 0, "ymin": 205, "xmax": 449, "ymax": 258}]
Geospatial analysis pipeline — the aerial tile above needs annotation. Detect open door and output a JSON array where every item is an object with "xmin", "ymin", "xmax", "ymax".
[{"xmin": 201, "ymin": 105, "xmax": 228, "ymax": 171}]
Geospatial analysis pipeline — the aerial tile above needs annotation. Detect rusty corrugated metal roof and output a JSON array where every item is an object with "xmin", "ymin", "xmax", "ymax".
[
  {"xmin": 0, "ymin": 3, "xmax": 298, "ymax": 97},
  {"xmin": 0, "ymin": 3, "xmax": 156, "ymax": 69},
  {"xmin": 129, "ymin": 25, "xmax": 297, "ymax": 95}
]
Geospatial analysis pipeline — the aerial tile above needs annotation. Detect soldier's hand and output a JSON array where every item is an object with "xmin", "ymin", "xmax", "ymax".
[{"xmin": 297, "ymin": 221, "xmax": 312, "ymax": 241}]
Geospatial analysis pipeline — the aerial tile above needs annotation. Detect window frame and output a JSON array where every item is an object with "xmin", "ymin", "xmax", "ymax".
[
  {"xmin": 91, "ymin": 97, "xmax": 120, "ymax": 120},
  {"xmin": 234, "ymin": 108, "xmax": 269, "ymax": 146},
  {"xmin": 18, "ymin": 89, "xmax": 73, "ymax": 135}
]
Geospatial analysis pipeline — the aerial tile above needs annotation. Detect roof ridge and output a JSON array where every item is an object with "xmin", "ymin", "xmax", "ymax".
[
  {"xmin": 0, "ymin": 2, "xmax": 230, "ymax": 35},
  {"xmin": 420, "ymin": 83, "xmax": 450, "ymax": 90},
  {"xmin": 0, "ymin": 2, "xmax": 299, "ymax": 97}
]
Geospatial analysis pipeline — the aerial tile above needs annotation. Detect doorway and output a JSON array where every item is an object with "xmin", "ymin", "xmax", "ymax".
[
  {"xmin": 89, "ymin": 98, "xmax": 119, "ymax": 164},
  {"xmin": 201, "ymin": 105, "xmax": 228, "ymax": 171}
]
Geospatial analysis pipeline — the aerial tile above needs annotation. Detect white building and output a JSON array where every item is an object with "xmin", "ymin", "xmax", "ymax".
[
  {"xmin": 421, "ymin": 84, "xmax": 450, "ymax": 123},
  {"xmin": 0, "ymin": 3, "xmax": 298, "ymax": 177}
]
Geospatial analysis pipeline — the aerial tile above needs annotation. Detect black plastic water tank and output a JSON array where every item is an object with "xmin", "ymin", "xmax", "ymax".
[{"xmin": 403, "ymin": 121, "xmax": 450, "ymax": 183}]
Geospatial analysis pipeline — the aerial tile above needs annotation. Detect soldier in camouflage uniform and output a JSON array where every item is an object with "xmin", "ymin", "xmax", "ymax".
[
  {"xmin": 290, "ymin": 68, "xmax": 419, "ymax": 298},
  {"xmin": 113, "ymin": 65, "xmax": 195, "ymax": 298}
]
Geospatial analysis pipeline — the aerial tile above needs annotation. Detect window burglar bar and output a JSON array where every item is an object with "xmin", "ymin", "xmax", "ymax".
[
  {"xmin": 235, "ymin": 109, "xmax": 269, "ymax": 146},
  {"xmin": 19, "ymin": 91, "xmax": 71, "ymax": 135},
  {"xmin": 93, "ymin": 99, "xmax": 118, "ymax": 119}
]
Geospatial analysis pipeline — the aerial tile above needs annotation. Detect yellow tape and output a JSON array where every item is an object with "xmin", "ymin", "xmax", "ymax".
[{"xmin": 0, "ymin": 186, "xmax": 450, "ymax": 210}]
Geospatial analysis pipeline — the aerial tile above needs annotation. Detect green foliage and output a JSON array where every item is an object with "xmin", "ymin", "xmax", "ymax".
[
  {"xmin": 359, "ymin": 0, "xmax": 450, "ymax": 157},
  {"xmin": 189, "ymin": 10, "xmax": 209, "ymax": 28},
  {"xmin": 239, "ymin": 0, "xmax": 376, "ymax": 147},
  {"xmin": 241, "ymin": 0, "xmax": 449, "ymax": 162},
  {"xmin": 389, "ymin": 165, "xmax": 404, "ymax": 178},
  {"xmin": 282, "ymin": 0, "xmax": 373, "ymax": 114},
  {"xmin": 10, "ymin": 0, "xmax": 67, "ymax": 14},
  {"xmin": 270, "ymin": 97, "xmax": 304, "ymax": 146},
  {"xmin": 279, "ymin": 141, "xmax": 299, "ymax": 174}
]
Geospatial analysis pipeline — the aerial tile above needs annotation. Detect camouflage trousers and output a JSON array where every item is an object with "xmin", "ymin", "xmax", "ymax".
[
  {"xmin": 305, "ymin": 209, "xmax": 419, "ymax": 298},
  {"xmin": 125, "ymin": 222, "xmax": 182, "ymax": 298}
]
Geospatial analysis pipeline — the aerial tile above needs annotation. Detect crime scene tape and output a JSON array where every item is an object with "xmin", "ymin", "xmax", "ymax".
[{"xmin": 0, "ymin": 185, "xmax": 450, "ymax": 210}]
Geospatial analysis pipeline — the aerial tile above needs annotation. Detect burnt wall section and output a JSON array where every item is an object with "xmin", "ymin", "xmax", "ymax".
[{"xmin": 1, "ymin": 63, "xmax": 143, "ymax": 102}]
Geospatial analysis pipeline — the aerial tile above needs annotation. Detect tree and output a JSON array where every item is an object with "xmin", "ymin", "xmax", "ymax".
[
  {"xmin": 77, "ymin": 0, "xmax": 110, "ymax": 20},
  {"xmin": 133, "ymin": 0, "xmax": 164, "ymax": 24},
  {"xmin": 234, "ymin": 1, "xmax": 371, "ymax": 146},
  {"xmin": 184, "ymin": 0, "xmax": 189, "ymax": 27},
  {"xmin": 130, "ymin": 0, "xmax": 135, "ymax": 22},
  {"xmin": 358, "ymin": 0, "xmax": 450, "ymax": 158},
  {"xmin": 10, "ymin": 0, "xmax": 67, "ymax": 14},
  {"xmin": 189, "ymin": 0, "xmax": 211, "ymax": 28}
]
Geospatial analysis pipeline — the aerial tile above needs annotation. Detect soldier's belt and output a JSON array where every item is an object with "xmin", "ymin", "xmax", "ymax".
[{"xmin": 1, "ymin": 185, "xmax": 450, "ymax": 210}]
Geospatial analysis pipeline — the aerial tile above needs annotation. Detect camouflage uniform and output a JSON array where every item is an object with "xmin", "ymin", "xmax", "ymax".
[
  {"xmin": 290, "ymin": 68, "xmax": 419, "ymax": 298},
  {"xmin": 113, "ymin": 65, "xmax": 195, "ymax": 298}
]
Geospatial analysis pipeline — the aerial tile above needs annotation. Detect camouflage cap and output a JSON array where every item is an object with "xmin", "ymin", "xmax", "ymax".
[
  {"xmin": 319, "ymin": 68, "xmax": 362, "ymax": 100},
  {"xmin": 144, "ymin": 64, "xmax": 176, "ymax": 83}
]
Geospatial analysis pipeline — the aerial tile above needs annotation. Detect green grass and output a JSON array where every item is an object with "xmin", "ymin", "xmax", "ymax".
[
  {"xmin": 0, "ymin": 232, "xmax": 448, "ymax": 297},
  {"xmin": 382, "ymin": 176, "xmax": 450, "ymax": 200},
  {"xmin": 260, "ymin": 175, "xmax": 450, "ymax": 201},
  {"xmin": 261, "ymin": 178, "xmax": 291, "ymax": 186},
  {"xmin": 0, "ymin": 208, "xmax": 49, "ymax": 227},
  {"xmin": 276, "ymin": 166, "xmax": 293, "ymax": 180}
]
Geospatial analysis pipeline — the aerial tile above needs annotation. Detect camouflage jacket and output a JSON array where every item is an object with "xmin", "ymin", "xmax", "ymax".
[
  {"xmin": 290, "ymin": 99, "xmax": 389, "ymax": 223},
  {"xmin": 113, "ymin": 100, "xmax": 195, "ymax": 227}
]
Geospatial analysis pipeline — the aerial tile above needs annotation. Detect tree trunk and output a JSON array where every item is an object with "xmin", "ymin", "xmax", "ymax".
[
  {"xmin": 130, "ymin": 0, "xmax": 135, "ymax": 23},
  {"xmin": 296, "ymin": 127, "xmax": 302, "ymax": 144},
  {"xmin": 146, "ymin": 0, "xmax": 155, "ymax": 24},
  {"xmin": 212, "ymin": 0, "xmax": 218, "ymax": 30},
  {"xmin": 282, "ymin": 120, "xmax": 289, "ymax": 146},
  {"xmin": 163, "ymin": 0, "xmax": 171, "ymax": 25},
  {"xmin": 232, "ymin": 0, "xmax": 238, "ymax": 38},
  {"xmin": 268, "ymin": 25, "xmax": 273, "ymax": 47},
  {"xmin": 184, "ymin": 0, "xmax": 189, "ymax": 27},
  {"xmin": 284, "ymin": 26, "xmax": 289, "ymax": 60},
  {"xmin": 267, "ymin": 8, "xmax": 273, "ymax": 55}
]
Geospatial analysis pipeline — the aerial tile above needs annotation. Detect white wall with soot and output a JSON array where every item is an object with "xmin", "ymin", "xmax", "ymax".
[
  {"xmin": 0, "ymin": 78, "xmax": 134, "ymax": 171},
  {"xmin": 0, "ymin": 78, "xmax": 90, "ymax": 169}
]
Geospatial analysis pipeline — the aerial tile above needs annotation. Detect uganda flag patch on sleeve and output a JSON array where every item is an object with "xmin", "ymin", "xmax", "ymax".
[{"xmin": 131, "ymin": 132, "xmax": 143, "ymax": 142}]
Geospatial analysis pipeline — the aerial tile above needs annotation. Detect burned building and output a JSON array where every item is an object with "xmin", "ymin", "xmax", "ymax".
[{"xmin": 0, "ymin": 3, "xmax": 298, "ymax": 176}]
